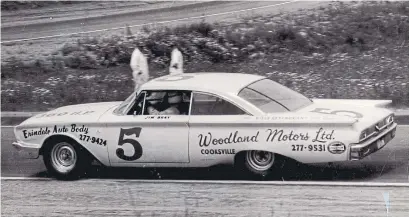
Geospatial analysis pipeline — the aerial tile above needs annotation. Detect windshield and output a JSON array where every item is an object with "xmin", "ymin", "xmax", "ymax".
[
  {"xmin": 238, "ymin": 78, "xmax": 312, "ymax": 113},
  {"xmin": 113, "ymin": 91, "xmax": 137, "ymax": 115}
]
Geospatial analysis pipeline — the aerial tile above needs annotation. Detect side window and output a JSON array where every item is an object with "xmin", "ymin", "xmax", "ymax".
[
  {"xmin": 143, "ymin": 90, "xmax": 191, "ymax": 115},
  {"xmin": 190, "ymin": 92, "xmax": 247, "ymax": 115}
]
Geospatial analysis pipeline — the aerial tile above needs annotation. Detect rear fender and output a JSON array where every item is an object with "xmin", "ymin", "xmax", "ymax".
[
  {"xmin": 311, "ymin": 99, "xmax": 393, "ymax": 108},
  {"xmin": 190, "ymin": 120, "xmax": 356, "ymax": 165}
]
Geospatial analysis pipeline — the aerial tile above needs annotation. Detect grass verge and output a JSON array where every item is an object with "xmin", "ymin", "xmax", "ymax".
[
  {"xmin": 1, "ymin": 1, "xmax": 409, "ymax": 111},
  {"xmin": 1, "ymin": 1, "xmax": 80, "ymax": 11}
]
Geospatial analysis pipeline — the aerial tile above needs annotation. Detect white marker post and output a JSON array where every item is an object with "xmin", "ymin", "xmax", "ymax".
[
  {"xmin": 130, "ymin": 48, "xmax": 149, "ymax": 91},
  {"xmin": 169, "ymin": 48, "xmax": 184, "ymax": 75}
]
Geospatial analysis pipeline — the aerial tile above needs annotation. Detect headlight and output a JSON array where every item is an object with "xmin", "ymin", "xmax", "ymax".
[
  {"xmin": 360, "ymin": 126, "xmax": 376, "ymax": 141},
  {"xmin": 359, "ymin": 115, "xmax": 394, "ymax": 143}
]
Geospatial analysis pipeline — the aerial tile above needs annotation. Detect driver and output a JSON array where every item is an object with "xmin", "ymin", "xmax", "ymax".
[{"xmin": 147, "ymin": 91, "xmax": 182, "ymax": 115}]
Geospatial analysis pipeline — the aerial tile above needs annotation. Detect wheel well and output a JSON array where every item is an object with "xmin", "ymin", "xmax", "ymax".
[
  {"xmin": 39, "ymin": 135, "xmax": 96, "ymax": 161},
  {"xmin": 234, "ymin": 150, "xmax": 292, "ymax": 165},
  {"xmin": 234, "ymin": 150, "xmax": 247, "ymax": 165}
]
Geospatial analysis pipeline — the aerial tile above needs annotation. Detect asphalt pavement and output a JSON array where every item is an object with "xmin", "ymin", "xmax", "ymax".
[
  {"xmin": 2, "ymin": 179, "xmax": 408, "ymax": 217},
  {"xmin": 1, "ymin": 1, "xmax": 329, "ymax": 42}
]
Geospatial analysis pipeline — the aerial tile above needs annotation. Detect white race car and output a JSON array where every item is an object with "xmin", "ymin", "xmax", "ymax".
[{"xmin": 12, "ymin": 72, "xmax": 397, "ymax": 180}]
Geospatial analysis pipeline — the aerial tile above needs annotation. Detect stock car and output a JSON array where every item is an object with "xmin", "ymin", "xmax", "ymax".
[{"xmin": 12, "ymin": 73, "xmax": 397, "ymax": 180}]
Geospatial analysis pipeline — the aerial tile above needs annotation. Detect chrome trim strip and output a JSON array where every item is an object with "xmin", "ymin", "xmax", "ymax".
[
  {"xmin": 188, "ymin": 92, "xmax": 193, "ymax": 116},
  {"xmin": 141, "ymin": 92, "xmax": 147, "ymax": 115}
]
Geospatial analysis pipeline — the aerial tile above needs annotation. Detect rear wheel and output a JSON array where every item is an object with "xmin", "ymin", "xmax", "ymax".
[
  {"xmin": 236, "ymin": 150, "xmax": 284, "ymax": 179},
  {"xmin": 43, "ymin": 139, "xmax": 92, "ymax": 180}
]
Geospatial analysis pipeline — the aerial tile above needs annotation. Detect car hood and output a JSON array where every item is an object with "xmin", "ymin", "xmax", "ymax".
[
  {"xmin": 295, "ymin": 98, "xmax": 394, "ymax": 128},
  {"xmin": 17, "ymin": 101, "xmax": 122, "ymax": 127}
]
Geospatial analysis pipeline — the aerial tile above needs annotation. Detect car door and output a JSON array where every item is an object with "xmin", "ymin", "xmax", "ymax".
[
  {"xmin": 99, "ymin": 90, "xmax": 191, "ymax": 166},
  {"xmin": 187, "ymin": 91, "xmax": 252, "ymax": 164}
]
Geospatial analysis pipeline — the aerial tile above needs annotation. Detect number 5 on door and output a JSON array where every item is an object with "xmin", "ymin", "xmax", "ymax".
[{"xmin": 116, "ymin": 127, "xmax": 143, "ymax": 161}]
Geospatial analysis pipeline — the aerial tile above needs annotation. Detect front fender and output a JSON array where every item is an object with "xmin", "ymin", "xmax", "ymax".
[{"xmin": 39, "ymin": 132, "xmax": 111, "ymax": 167}]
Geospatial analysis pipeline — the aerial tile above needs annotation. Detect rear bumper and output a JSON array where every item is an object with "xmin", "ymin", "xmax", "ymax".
[
  {"xmin": 349, "ymin": 123, "xmax": 397, "ymax": 160},
  {"xmin": 12, "ymin": 141, "xmax": 40, "ymax": 159}
]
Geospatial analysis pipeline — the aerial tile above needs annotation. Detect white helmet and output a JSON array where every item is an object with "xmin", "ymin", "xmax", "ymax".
[{"xmin": 146, "ymin": 92, "xmax": 165, "ymax": 105}]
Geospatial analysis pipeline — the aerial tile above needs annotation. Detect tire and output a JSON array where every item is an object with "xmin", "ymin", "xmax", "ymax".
[
  {"xmin": 43, "ymin": 139, "xmax": 92, "ymax": 180},
  {"xmin": 235, "ymin": 150, "xmax": 285, "ymax": 179}
]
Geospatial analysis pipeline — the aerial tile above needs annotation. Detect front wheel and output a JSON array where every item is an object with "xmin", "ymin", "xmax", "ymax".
[
  {"xmin": 43, "ymin": 140, "xmax": 91, "ymax": 180},
  {"xmin": 236, "ymin": 150, "xmax": 285, "ymax": 179}
]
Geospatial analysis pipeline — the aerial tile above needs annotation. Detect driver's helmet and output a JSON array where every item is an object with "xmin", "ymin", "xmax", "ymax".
[
  {"xmin": 167, "ymin": 91, "xmax": 182, "ymax": 104},
  {"xmin": 146, "ymin": 92, "xmax": 165, "ymax": 105}
]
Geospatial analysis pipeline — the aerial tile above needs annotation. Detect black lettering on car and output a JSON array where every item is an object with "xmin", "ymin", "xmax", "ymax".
[{"xmin": 116, "ymin": 127, "xmax": 143, "ymax": 161}]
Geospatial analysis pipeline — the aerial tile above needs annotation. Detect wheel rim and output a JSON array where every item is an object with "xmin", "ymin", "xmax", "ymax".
[
  {"xmin": 246, "ymin": 150, "xmax": 275, "ymax": 171},
  {"xmin": 50, "ymin": 142, "xmax": 77, "ymax": 174}
]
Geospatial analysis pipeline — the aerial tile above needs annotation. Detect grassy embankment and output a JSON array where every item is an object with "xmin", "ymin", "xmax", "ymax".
[
  {"xmin": 1, "ymin": 1, "xmax": 80, "ymax": 11},
  {"xmin": 1, "ymin": 1, "xmax": 408, "ymax": 111}
]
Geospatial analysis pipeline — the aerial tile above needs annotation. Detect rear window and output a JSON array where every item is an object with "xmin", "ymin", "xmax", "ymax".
[{"xmin": 238, "ymin": 78, "xmax": 312, "ymax": 113}]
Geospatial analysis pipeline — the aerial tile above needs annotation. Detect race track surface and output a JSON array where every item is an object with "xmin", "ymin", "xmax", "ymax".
[
  {"xmin": 2, "ymin": 179, "xmax": 408, "ymax": 216},
  {"xmin": 1, "ymin": 1, "xmax": 329, "ymax": 42}
]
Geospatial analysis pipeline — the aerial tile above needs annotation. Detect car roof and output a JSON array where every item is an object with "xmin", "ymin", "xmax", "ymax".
[{"xmin": 141, "ymin": 72, "xmax": 266, "ymax": 95}]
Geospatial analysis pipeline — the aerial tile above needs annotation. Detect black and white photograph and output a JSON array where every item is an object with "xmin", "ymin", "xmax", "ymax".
[{"xmin": 1, "ymin": 0, "xmax": 409, "ymax": 216}]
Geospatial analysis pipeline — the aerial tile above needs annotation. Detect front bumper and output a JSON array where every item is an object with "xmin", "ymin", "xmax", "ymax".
[
  {"xmin": 12, "ymin": 141, "xmax": 40, "ymax": 159},
  {"xmin": 349, "ymin": 122, "xmax": 398, "ymax": 160}
]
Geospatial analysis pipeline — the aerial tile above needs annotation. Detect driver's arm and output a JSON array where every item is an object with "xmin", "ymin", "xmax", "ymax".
[
  {"xmin": 160, "ymin": 107, "xmax": 179, "ymax": 115},
  {"xmin": 147, "ymin": 106, "xmax": 160, "ymax": 115},
  {"xmin": 148, "ymin": 106, "xmax": 179, "ymax": 115}
]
